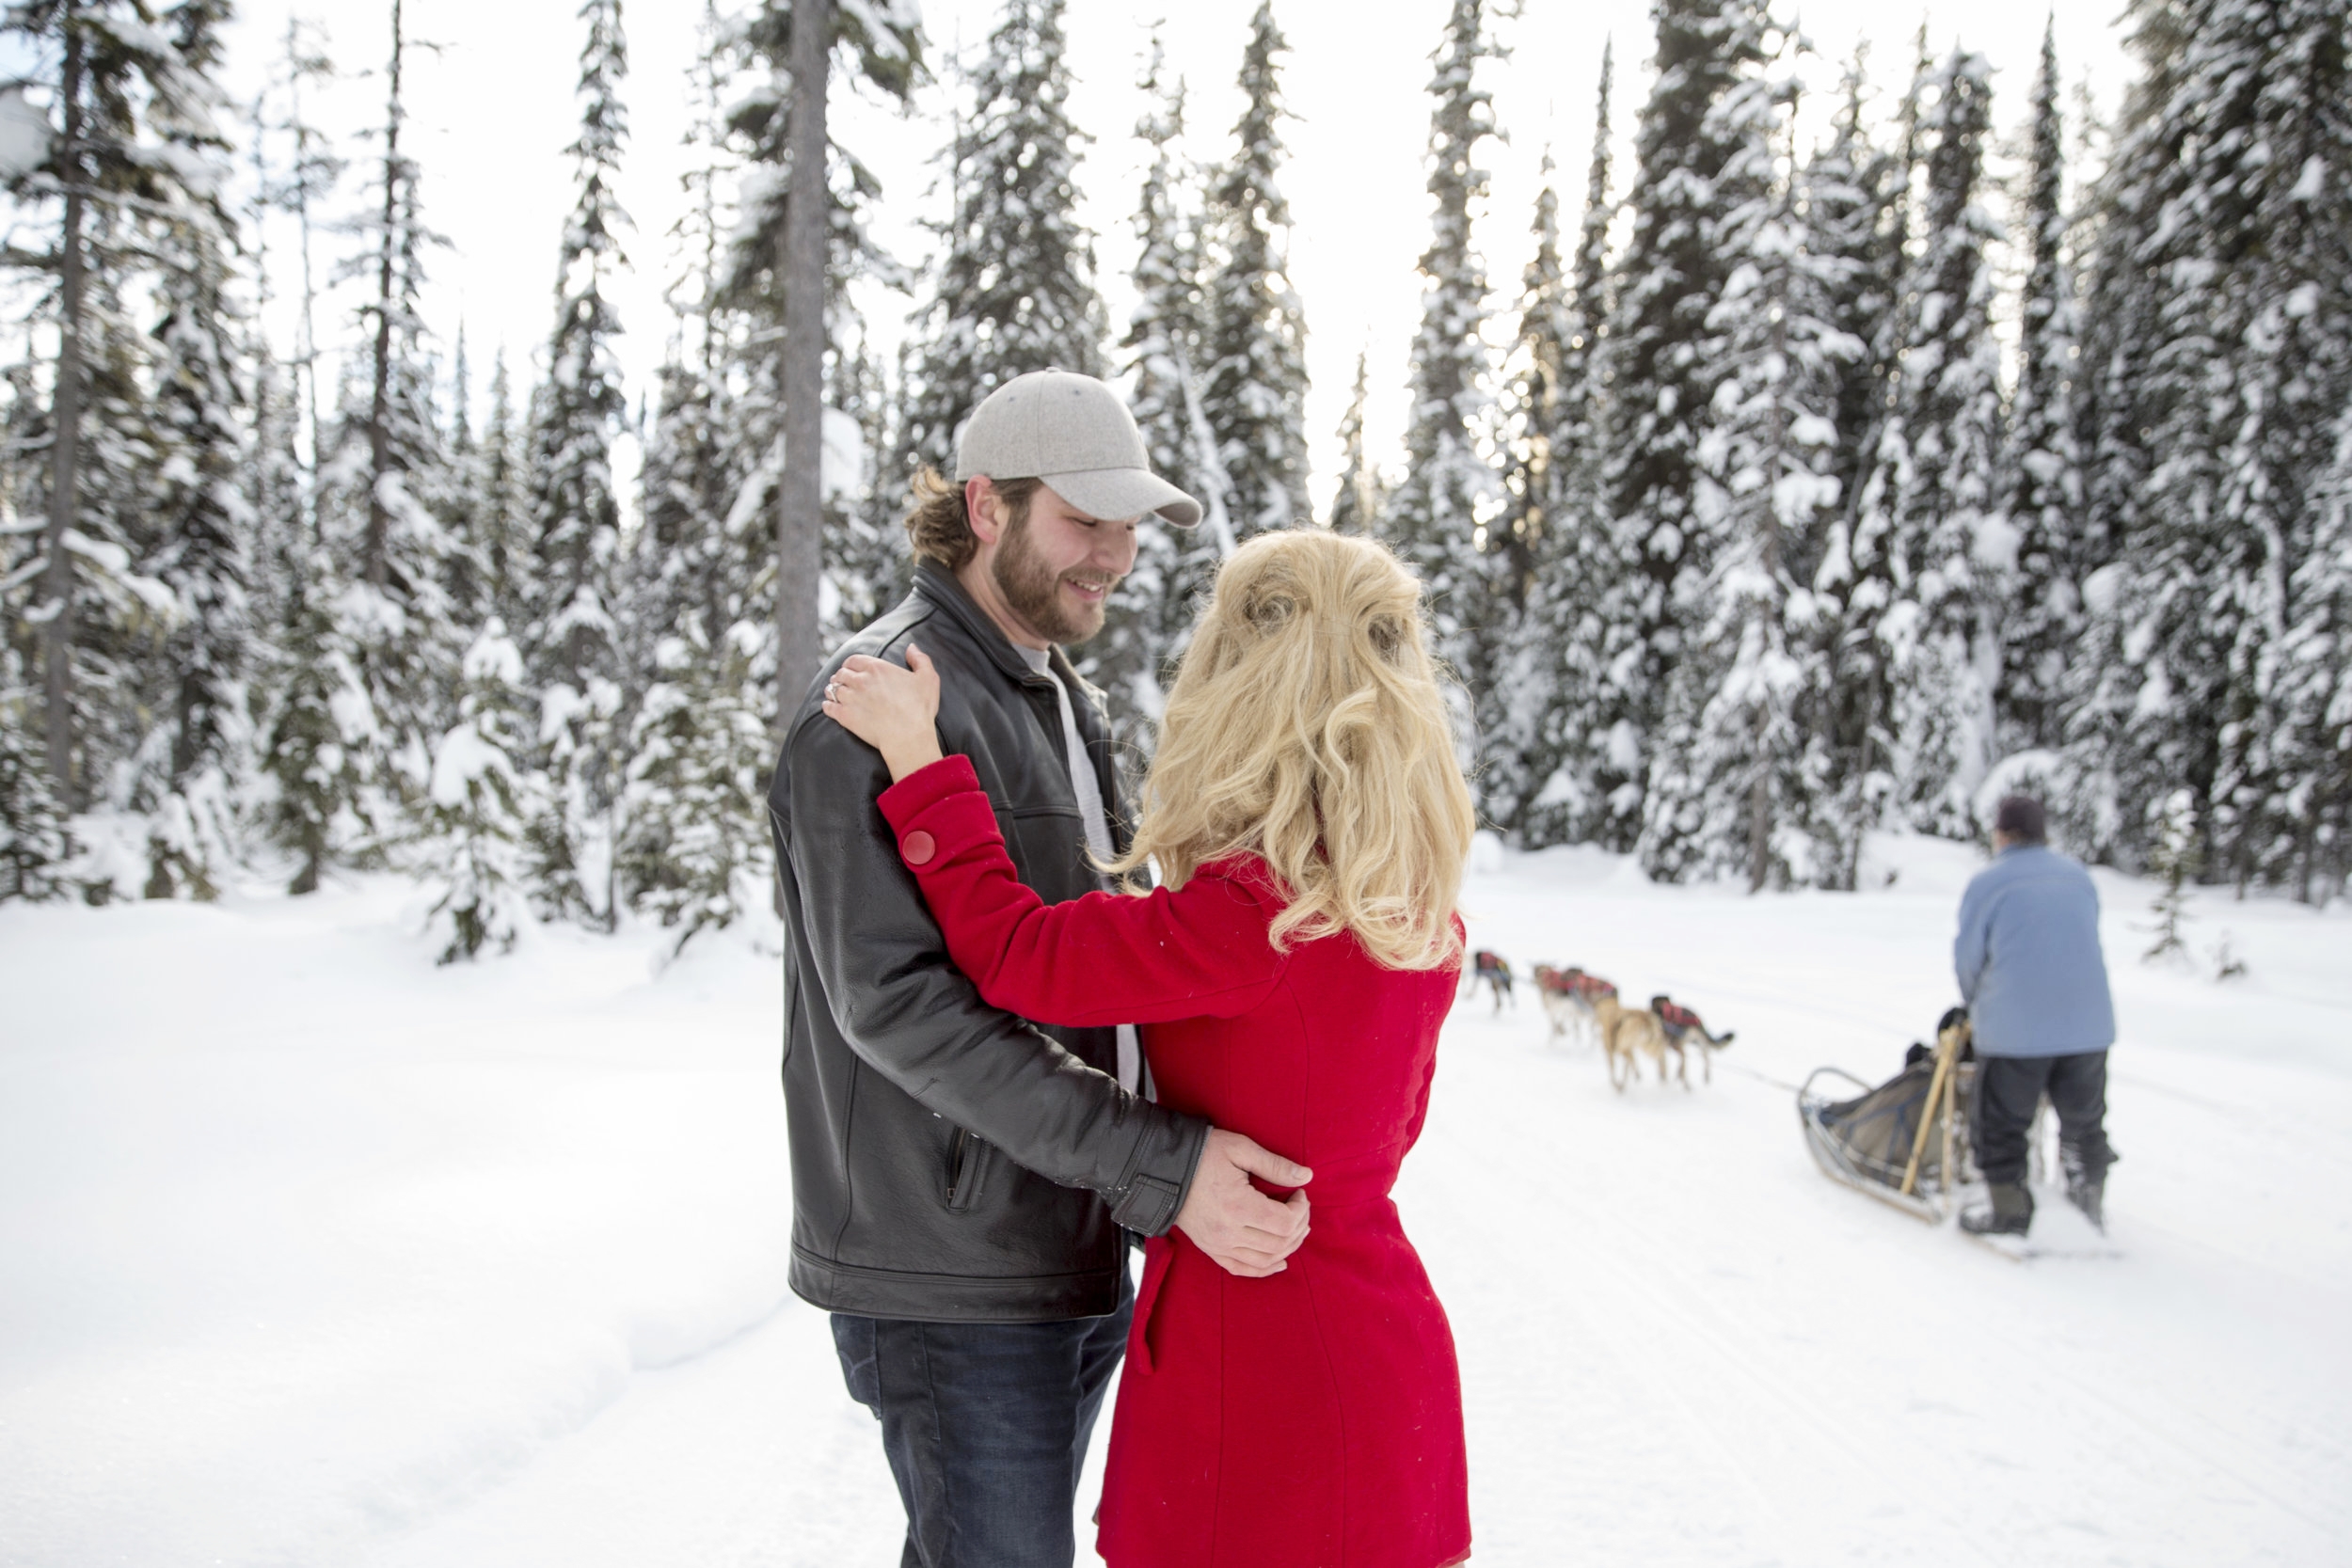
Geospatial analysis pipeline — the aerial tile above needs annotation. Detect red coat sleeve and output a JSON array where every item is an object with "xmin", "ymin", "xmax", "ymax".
[{"xmin": 877, "ymin": 755, "xmax": 1289, "ymax": 1027}]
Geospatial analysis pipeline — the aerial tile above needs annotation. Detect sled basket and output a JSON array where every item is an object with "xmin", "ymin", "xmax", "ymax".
[{"xmin": 1798, "ymin": 1060, "xmax": 1972, "ymax": 1224}]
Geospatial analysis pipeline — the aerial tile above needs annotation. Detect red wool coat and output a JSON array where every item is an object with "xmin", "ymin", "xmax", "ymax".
[{"xmin": 879, "ymin": 756, "xmax": 1472, "ymax": 1568}]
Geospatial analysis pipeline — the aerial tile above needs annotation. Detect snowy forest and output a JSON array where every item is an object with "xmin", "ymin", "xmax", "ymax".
[{"xmin": 1, "ymin": 0, "xmax": 2347, "ymax": 958}]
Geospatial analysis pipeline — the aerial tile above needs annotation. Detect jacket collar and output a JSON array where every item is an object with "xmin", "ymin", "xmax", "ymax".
[{"xmin": 912, "ymin": 562, "xmax": 1096, "ymax": 700}]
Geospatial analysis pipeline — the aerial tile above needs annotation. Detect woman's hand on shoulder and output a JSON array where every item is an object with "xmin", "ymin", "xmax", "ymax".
[{"xmin": 822, "ymin": 644, "xmax": 946, "ymax": 782}]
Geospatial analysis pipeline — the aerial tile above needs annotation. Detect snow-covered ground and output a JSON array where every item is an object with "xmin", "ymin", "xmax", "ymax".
[{"xmin": 3, "ymin": 838, "xmax": 2347, "ymax": 1567}]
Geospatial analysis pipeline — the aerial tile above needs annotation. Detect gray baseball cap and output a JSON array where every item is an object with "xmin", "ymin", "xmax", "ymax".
[{"xmin": 954, "ymin": 370, "xmax": 1203, "ymax": 528}]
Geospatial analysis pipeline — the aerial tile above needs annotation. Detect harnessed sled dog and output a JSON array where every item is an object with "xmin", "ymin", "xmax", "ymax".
[
  {"xmin": 1650, "ymin": 995, "xmax": 1735, "ymax": 1084},
  {"xmin": 1470, "ymin": 950, "xmax": 1515, "ymax": 1013},
  {"xmin": 1533, "ymin": 965, "xmax": 1614, "ymax": 1047},
  {"xmin": 1592, "ymin": 994, "xmax": 1678, "ymax": 1091}
]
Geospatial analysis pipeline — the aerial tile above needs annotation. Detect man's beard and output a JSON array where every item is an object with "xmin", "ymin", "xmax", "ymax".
[{"xmin": 993, "ymin": 515, "xmax": 1118, "ymax": 644}]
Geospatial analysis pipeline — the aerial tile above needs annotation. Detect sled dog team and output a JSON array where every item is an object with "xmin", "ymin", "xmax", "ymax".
[{"xmin": 1509, "ymin": 958, "xmax": 1737, "ymax": 1091}]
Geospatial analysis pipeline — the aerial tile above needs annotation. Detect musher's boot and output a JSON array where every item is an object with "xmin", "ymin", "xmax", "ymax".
[
  {"xmin": 2061, "ymin": 1148, "xmax": 2107, "ymax": 1232},
  {"xmin": 1961, "ymin": 1182, "xmax": 2033, "ymax": 1237}
]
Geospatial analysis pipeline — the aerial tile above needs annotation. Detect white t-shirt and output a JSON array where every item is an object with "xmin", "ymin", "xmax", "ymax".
[{"xmin": 1017, "ymin": 645, "xmax": 1141, "ymax": 1094}]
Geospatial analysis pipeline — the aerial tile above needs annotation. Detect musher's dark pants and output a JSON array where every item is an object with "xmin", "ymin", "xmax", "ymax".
[
  {"xmin": 831, "ymin": 1269, "xmax": 1131, "ymax": 1568},
  {"xmin": 1971, "ymin": 1050, "xmax": 2116, "ymax": 1188}
]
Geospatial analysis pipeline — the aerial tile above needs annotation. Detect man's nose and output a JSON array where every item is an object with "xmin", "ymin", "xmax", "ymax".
[{"xmin": 1098, "ymin": 525, "xmax": 1140, "ymax": 575}]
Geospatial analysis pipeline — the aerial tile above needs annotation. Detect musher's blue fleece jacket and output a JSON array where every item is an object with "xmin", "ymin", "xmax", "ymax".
[{"xmin": 1953, "ymin": 845, "xmax": 2118, "ymax": 1058}]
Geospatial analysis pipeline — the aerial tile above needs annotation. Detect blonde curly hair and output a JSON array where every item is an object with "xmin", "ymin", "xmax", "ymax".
[{"xmin": 1107, "ymin": 529, "xmax": 1474, "ymax": 971}]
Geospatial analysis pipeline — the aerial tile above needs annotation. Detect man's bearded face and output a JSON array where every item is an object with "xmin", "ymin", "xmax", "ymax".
[{"xmin": 991, "ymin": 503, "xmax": 1122, "ymax": 645}]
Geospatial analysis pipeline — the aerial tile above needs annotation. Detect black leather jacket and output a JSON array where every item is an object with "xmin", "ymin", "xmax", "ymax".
[{"xmin": 767, "ymin": 564, "xmax": 1209, "ymax": 1323}]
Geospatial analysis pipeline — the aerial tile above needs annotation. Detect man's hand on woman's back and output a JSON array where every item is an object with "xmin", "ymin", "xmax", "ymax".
[{"xmin": 1175, "ymin": 1128, "xmax": 1312, "ymax": 1276}]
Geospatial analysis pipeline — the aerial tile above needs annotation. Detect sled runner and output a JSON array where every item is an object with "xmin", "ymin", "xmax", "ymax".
[{"xmin": 1797, "ymin": 1009, "xmax": 1975, "ymax": 1224}]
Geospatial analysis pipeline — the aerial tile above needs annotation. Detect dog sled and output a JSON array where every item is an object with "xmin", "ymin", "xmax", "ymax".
[{"xmin": 1798, "ymin": 1008, "xmax": 1975, "ymax": 1224}]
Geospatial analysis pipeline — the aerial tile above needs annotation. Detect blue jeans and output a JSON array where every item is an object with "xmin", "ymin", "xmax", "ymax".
[{"xmin": 832, "ymin": 1272, "xmax": 1132, "ymax": 1568}]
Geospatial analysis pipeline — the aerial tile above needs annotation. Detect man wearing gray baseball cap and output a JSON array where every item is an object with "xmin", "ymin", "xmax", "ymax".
[{"xmin": 765, "ymin": 371, "xmax": 1311, "ymax": 1567}]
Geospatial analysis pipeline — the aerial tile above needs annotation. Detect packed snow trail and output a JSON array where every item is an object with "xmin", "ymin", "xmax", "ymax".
[{"xmin": 3, "ymin": 836, "xmax": 2348, "ymax": 1566}]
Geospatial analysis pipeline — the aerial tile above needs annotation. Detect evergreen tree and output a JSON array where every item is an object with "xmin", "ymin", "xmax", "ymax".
[
  {"xmin": 521, "ymin": 0, "xmax": 633, "ymax": 926},
  {"xmin": 614, "ymin": 618, "xmax": 771, "ymax": 955},
  {"xmin": 135, "ymin": 0, "xmax": 249, "ymax": 901},
  {"xmin": 420, "ymin": 619, "xmax": 537, "ymax": 962},
  {"xmin": 1095, "ymin": 38, "xmax": 1221, "ymax": 751},
  {"xmin": 2000, "ymin": 18, "xmax": 2086, "ymax": 755},
  {"xmin": 1200, "ymin": 0, "xmax": 1310, "ymax": 541},
  {"xmin": 900, "ymin": 0, "xmax": 1107, "ymax": 474},
  {"xmin": 3, "ymin": 0, "xmax": 194, "ymax": 810},
  {"xmin": 1640, "ymin": 66, "xmax": 1848, "ymax": 888},
  {"xmin": 2271, "ymin": 407, "xmax": 2352, "ymax": 901},
  {"xmin": 2074, "ymin": 0, "xmax": 2352, "ymax": 883},
  {"xmin": 614, "ymin": 1, "xmax": 833, "ymax": 935},
  {"xmin": 1593, "ymin": 0, "xmax": 1772, "ymax": 849},
  {"xmin": 0, "ymin": 641, "xmax": 72, "ymax": 899},
  {"xmin": 1846, "ymin": 48, "xmax": 2008, "ymax": 840},
  {"xmin": 316, "ymin": 0, "xmax": 455, "ymax": 850},
  {"xmin": 723, "ymin": 0, "xmax": 920, "ymax": 727},
  {"xmin": 1497, "ymin": 155, "xmax": 1568, "ymax": 612},
  {"xmin": 1384, "ymin": 0, "xmax": 1505, "ymax": 741},
  {"xmin": 1807, "ymin": 47, "xmax": 1902, "ymax": 563},
  {"xmin": 1801, "ymin": 46, "xmax": 1908, "ymax": 882},
  {"xmin": 1327, "ymin": 347, "xmax": 1381, "ymax": 534},
  {"xmin": 1480, "ymin": 155, "xmax": 1572, "ymax": 834},
  {"xmin": 1504, "ymin": 46, "xmax": 1621, "ymax": 848},
  {"xmin": 822, "ymin": 329, "xmax": 904, "ymax": 643}
]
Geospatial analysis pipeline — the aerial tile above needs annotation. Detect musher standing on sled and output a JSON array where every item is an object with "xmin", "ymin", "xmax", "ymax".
[{"xmin": 1953, "ymin": 796, "xmax": 2121, "ymax": 1236}]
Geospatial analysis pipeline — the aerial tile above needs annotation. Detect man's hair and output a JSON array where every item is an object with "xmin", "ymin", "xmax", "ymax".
[
  {"xmin": 1993, "ymin": 795, "xmax": 2048, "ymax": 844},
  {"xmin": 902, "ymin": 466, "xmax": 1042, "ymax": 571}
]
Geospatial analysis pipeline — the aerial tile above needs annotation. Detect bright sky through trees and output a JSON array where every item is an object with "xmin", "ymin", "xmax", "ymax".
[{"xmin": 220, "ymin": 0, "xmax": 2127, "ymax": 520}]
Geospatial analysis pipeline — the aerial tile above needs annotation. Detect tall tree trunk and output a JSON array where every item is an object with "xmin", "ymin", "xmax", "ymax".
[
  {"xmin": 365, "ymin": 0, "xmax": 405, "ymax": 591},
  {"xmin": 776, "ymin": 0, "xmax": 828, "ymax": 731},
  {"xmin": 41, "ymin": 9, "xmax": 87, "ymax": 804}
]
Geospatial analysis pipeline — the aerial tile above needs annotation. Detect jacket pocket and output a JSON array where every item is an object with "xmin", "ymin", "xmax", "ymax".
[{"xmin": 946, "ymin": 1126, "xmax": 990, "ymax": 1211}]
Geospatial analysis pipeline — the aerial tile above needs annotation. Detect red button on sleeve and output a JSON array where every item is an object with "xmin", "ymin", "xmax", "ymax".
[{"xmin": 901, "ymin": 830, "xmax": 936, "ymax": 867}]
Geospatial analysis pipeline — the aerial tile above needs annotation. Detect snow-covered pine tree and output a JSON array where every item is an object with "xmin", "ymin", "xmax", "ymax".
[
  {"xmin": 0, "ymin": 639, "xmax": 72, "ymax": 900},
  {"xmin": 239, "ymin": 55, "xmax": 347, "ymax": 900},
  {"xmin": 518, "ymin": 0, "xmax": 633, "ymax": 927},
  {"xmin": 419, "ymin": 618, "xmax": 538, "ymax": 962},
  {"xmin": 1638, "ymin": 59, "xmax": 1848, "ymax": 889},
  {"xmin": 1384, "ymin": 0, "xmax": 1505, "ymax": 756},
  {"xmin": 899, "ymin": 0, "xmax": 1107, "ymax": 475},
  {"xmin": 822, "ymin": 331, "xmax": 903, "ymax": 642},
  {"xmin": 1804, "ymin": 47, "xmax": 1901, "ymax": 574},
  {"xmin": 313, "ymin": 0, "xmax": 456, "ymax": 858},
  {"xmin": 2, "ymin": 1, "xmax": 189, "ymax": 816},
  {"xmin": 1785, "ymin": 57, "xmax": 1899, "ymax": 888},
  {"xmin": 1497, "ymin": 155, "xmax": 1567, "ymax": 612},
  {"xmin": 133, "ymin": 0, "xmax": 250, "ymax": 901},
  {"xmin": 613, "ymin": 7, "xmax": 768, "ymax": 931},
  {"xmin": 270, "ymin": 14, "xmax": 340, "ymax": 499},
  {"xmin": 1999, "ymin": 18, "xmax": 2086, "ymax": 757},
  {"xmin": 1593, "ymin": 0, "xmax": 1773, "ymax": 850},
  {"xmin": 1093, "ymin": 39, "xmax": 1207, "ymax": 751},
  {"xmin": 2270, "ymin": 406, "xmax": 2351, "ymax": 901},
  {"xmin": 1549, "ymin": 34, "xmax": 1620, "ymax": 548},
  {"xmin": 239, "ymin": 75, "xmax": 299, "ymax": 674},
  {"xmin": 1845, "ymin": 47, "xmax": 2009, "ymax": 841},
  {"xmin": 1200, "ymin": 0, "xmax": 1310, "ymax": 542},
  {"xmin": 612, "ymin": 614, "xmax": 771, "ymax": 955},
  {"xmin": 1480, "ymin": 154, "xmax": 1572, "ymax": 835},
  {"xmin": 2073, "ymin": 0, "xmax": 2352, "ymax": 885},
  {"xmin": 1504, "ymin": 46, "xmax": 1621, "ymax": 848},
  {"xmin": 723, "ymin": 0, "xmax": 920, "ymax": 726},
  {"xmin": 1806, "ymin": 43, "xmax": 1933, "ymax": 885},
  {"xmin": 2201, "ymin": 0, "xmax": 2352, "ymax": 889},
  {"xmin": 1327, "ymin": 348, "xmax": 1382, "ymax": 534}
]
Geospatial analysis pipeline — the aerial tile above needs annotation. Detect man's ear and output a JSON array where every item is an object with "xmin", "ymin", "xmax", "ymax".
[{"xmin": 964, "ymin": 476, "xmax": 1005, "ymax": 546}]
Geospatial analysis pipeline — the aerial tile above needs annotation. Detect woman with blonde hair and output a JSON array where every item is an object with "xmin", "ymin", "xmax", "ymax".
[{"xmin": 824, "ymin": 528, "xmax": 1475, "ymax": 1568}]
